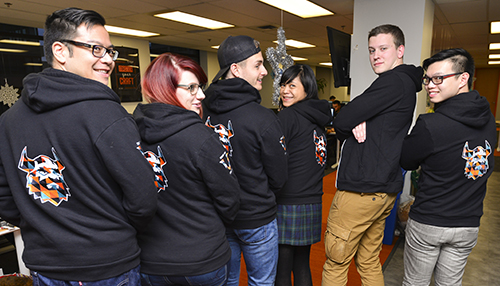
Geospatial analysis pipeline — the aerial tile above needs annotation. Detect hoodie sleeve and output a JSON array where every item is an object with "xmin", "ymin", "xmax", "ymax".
[
  {"xmin": 261, "ymin": 118, "xmax": 288, "ymax": 193},
  {"xmin": 0, "ymin": 160, "xmax": 21, "ymax": 226},
  {"xmin": 400, "ymin": 117, "xmax": 434, "ymax": 170},
  {"xmin": 198, "ymin": 134, "xmax": 240, "ymax": 225},
  {"xmin": 95, "ymin": 116, "xmax": 158, "ymax": 232},
  {"xmin": 334, "ymin": 71, "xmax": 415, "ymax": 142}
]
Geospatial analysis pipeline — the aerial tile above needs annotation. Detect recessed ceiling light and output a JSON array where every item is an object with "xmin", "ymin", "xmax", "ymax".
[
  {"xmin": 0, "ymin": 39, "xmax": 40, "ymax": 46},
  {"xmin": 259, "ymin": 0, "xmax": 333, "ymax": 18},
  {"xmin": 211, "ymin": 45, "xmax": 220, "ymax": 49},
  {"xmin": 291, "ymin": 56, "xmax": 307, "ymax": 61},
  {"xmin": 320, "ymin": 62, "xmax": 333, "ymax": 66},
  {"xmin": 24, "ymin": 63, "xmax": 43, "ymax": 66},
  {"xmin": 0, "ymin": 48, "xmax": 27, "ymax": 53},
  {"xmin": 491, "ymin": 22, "xmax": 500, "ymax": 34},
  {"xmin": 105, "ymin": 25, "xmax": 159, "ymax": 37},
  {"xmin": 489, "ymin": 54, "xmax": 500, "ymax": 59},
  {"xmin": 490, "ymin": 43, "xmax": 500, "ymax": 50},
  {"xmin": 488, "ymin": 60, "xmax": 500, "ymax": 65},
  {"xmin": 154, "ymin": 11, "xmax": 234, "ymax": 30},
  {"xmin": 273, "ymin": 39, "xmax": 316, "ymax": 49}
]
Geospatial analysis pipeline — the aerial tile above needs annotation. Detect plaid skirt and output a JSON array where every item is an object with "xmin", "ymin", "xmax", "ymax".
[{"xmin": 277, "ymin": 203, "xmax": 322, "ymax": 246}]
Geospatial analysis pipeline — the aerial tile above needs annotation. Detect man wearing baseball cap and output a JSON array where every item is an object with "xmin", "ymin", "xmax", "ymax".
[{"xmin": 203, "ymin": 35, "xmax": 288, "ymax": 286}]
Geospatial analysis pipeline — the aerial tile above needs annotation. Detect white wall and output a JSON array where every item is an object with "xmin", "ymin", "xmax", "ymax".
[{"xmin": 350, "ymin": 0, "xmax": 433, "ymax": 99}]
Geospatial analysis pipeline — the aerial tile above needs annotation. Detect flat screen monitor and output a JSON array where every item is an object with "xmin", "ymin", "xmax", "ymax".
[{"xmin": 327, "ymin": 26, "xmax": 351, "ymax": 88}]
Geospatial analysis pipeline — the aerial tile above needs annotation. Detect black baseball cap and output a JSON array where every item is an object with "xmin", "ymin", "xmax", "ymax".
[{"xmin": 212, "ymin": 35, "xmax": 261, "ymax": 83}]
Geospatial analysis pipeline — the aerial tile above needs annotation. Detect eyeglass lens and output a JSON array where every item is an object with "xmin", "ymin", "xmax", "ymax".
[{"xmin": 93, "ymin": 46, "xmax": 118, "ymax": 61}]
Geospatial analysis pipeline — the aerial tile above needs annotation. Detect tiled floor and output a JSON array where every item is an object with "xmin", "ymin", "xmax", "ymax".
[{"xmin": 382, "ymin": 159, "xmax": 500, "ymax": 286}]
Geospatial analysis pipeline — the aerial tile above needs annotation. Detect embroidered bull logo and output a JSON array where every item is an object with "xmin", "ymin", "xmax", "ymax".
[
  {"xmin": 137, "ymin": 144, "xmax": 167, "ymax": 192},
  {"xmin": 462, "ymin": 141, "xmax": 491, "ymax": 180},
  {"xmin": 205, "ymin": 117, "xmax": 234, "ymax": 157},
  {"xmin": 313, "ymin": 130, "xmax": 327, "ymax": 166},
  {"xmin": 219, "ymin": 151, "xmax": 233, "ymax": 174},
  {"xmin": 18, "ymin": 147, "xmax": 70, "ymax": 207}
]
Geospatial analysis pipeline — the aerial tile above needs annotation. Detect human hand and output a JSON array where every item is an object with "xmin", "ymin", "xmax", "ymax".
[{"xmin": 352, "ymin": 121, "xmax": 366, "ymax": 143}]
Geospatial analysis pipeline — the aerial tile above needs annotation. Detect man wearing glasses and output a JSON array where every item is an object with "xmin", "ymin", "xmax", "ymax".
[
  {"xmin": 0, "ymin": 7, "xmax": 157, "ymax": 285},
  {"xmin": 400, "ymin": 48, "xmax": 496, "ymax": 285}
]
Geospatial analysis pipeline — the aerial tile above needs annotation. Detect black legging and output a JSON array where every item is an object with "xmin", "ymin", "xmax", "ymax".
[{"xmin": 275, "ymin": 244, "xmax": 313, "ymax": 286}]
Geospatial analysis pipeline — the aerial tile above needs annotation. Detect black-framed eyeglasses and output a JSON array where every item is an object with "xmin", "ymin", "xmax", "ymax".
[
  {"xmin": 177, "ymin": 83, "xmax": 205, "ymax": 95},
  {"xmin": 422, "ymin": 72, "xmax": 463, "ymax": 85},
  {"xmin": 59, "ymin": 39, "xmax": 119, "ymax": 61}
]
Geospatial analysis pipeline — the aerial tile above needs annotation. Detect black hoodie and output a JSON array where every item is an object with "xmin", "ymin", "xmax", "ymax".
[
  {"xmin": 0, "ymin": 68, "xmax": 158, "ymax": 281},
  {"xmin": 277, "ymin": 99, "xmax": 333, "ymax": 205},
  {"xmin": 334, "ymin": 64, "xmax": 423, "ymax": 194},
  {"xmin": 133, "ymin": 103, "xmax": 240, "ymax": 276},
  {"xmin": 203, "ymin": 78, "xmax": 288, "ymax": 229},
  {"xmin": 401, "ymin": 90, "xmax": 496, "ymax": 227}
]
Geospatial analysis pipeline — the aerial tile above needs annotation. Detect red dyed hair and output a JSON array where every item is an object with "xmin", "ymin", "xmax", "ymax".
[{"xmin": 141, "ymin": 53, "xmax": 208, "ymax": 113}]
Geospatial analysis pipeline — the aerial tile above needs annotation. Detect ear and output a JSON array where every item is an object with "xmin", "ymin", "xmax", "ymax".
[
  {"xmin": 229, "ymin": 63, "xmax": 240, "ymax": 78},
  {"xmin": 459, "ymin": 72, "xmax": 470, "ymax": 90},
  {"xmin": 397, "ymin": 45, "xmax": 405, "ymax": 59},
  {"xmin": 52, "ymin": 41, "xmax": 68, "ymax": 65}
]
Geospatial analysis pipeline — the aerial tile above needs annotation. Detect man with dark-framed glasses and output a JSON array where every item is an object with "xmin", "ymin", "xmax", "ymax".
[
  {"xmin": 0, "ymin": 7, "xmax": 158, "ymax": 285},
  {"xmin": 401, "ymin": 48, "xmax": 496, "ymax": 285}
]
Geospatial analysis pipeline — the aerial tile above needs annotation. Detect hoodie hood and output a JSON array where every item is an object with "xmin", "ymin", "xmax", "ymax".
[
  {"xmin": 286, "ymin": 99, "xmax": 332, "ymax": 127},
  {"xmin": 435, "ymin": 90, "xmax": 492, "ymax": 128},
  {"xmin": 392, "ymin": 64, "xmax": 424, "ymax": 93},
  {"xmin": 203, "ymin": 78, "xmax": 261, "ymax": 113},
  {"xmin": 133, "ymin": 103, "xmax": 202, "ymax": 144},
  {"xmin": 21, "ymin": 68, "xmax": 120, "ymax": 113}
]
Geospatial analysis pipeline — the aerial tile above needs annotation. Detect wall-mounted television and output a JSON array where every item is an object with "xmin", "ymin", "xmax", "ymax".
[{"xmin": 327, "ymin": 26, "xmax": 351, "ymax": 88}]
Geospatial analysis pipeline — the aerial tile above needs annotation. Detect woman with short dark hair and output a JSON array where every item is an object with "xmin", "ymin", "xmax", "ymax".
[{"xmin": 276, "ymin": 64, "xmax": 332, "ymax": 286}]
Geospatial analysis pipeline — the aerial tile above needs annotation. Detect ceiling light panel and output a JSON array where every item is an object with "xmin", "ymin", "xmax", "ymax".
[
  {"xmin": 490, "ymin": 43, "xmax": 500, "ymax": 50},
  {"xmin": 105, "ymin": 25, "xmax": 159, "ymax": 37},
  {"xmin": 259, "ymin": 0, "xmax": 333, "ymax": 18},
  {"xmin": 154, "ymin": 12, "xmax": 234, "ymax": 29},
  {"xmin": 491, "ymin": 21, "xmax": 500, "ymax": 34},
  {"xmin": 0, "ymin": 39, "xmax": 40, "ymax": 46},
  {"xmin": 273, "ymin": 39, "xmax": 316, "ymax": 48}
]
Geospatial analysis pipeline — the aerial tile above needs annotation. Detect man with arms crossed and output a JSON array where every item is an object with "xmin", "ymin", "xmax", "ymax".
[
  {"xmin": 203, "ymin": 35, "xmax": 288, "ymax": 286},
  {"xmin": 322, "ymin": 24, "xmax": 423, "ymax": 286},
  {"xmin": 401, "ymin": 48, "xmax": 496, "ymax": 285},
  {"xmin": 0, "ymin": 7, "xmax": 157, "ymax": 285}
]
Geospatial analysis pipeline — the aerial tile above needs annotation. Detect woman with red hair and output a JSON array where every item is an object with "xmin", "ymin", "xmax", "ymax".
[{"xmin": 133, "ymin": 53, "xmax": 240, "ymax": 286}]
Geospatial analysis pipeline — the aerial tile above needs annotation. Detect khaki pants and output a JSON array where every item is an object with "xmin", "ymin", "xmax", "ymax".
[{"xmin": 322, "ymin": 190, "xmax": 398, "ymax": 286}]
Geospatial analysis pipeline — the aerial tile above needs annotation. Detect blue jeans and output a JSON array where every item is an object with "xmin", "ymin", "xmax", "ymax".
[
  {"xmin": 32, "ymin": 265, "xmax": 140, "ymax": 286},
  {"xmin": 226, "ymin": 219, "xmax": 279, "ymax": 286},
  {"xmin": 140, "ymin": 264, "xmax": 227, "ymax": 286},
  {"xmin": 403, "ymin": 218, "xmax": 479, "ymax": 286}
]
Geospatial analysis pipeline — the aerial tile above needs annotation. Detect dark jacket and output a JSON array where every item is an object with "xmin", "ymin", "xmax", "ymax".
[
  {"xmin": 334, "ymin": 64, "xmax": 423, "ymax": 194},
  {"xmin": 401, "ymin": 90, "xmax": 496, "ymax": 227},
  {"xmin": 0, "ymin": 68, "xmax": 158, "ymax": 281},
  {"xmin": 277, "ymin": 99, "xmax": 332, "ymax": 205},
  {"xmin": 133, "ymin": 103, "xmax": 240, "ymax": 276},
  {"xmin": 203, "ymin": 78, "xmax": 288, "ymax": 229}
]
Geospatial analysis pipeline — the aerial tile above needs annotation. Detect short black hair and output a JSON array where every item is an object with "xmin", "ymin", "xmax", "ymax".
[
  {"xmin": 368, "ymin": 24, "xmax": 405, "ymax": 47},
  {"xmin": 280, "ymin": 64, "xmax": 319, "ymax": 102},
  {"xmin": 423, "ymin": 48, "xmax": 475, "ymax": 89},
  {"xmin": 44, "ymin": 7, "xmax": 106, "ymax": 66},
  {"xmin": 332, "ymin": 100, "xmax": 341, "ymax": 105}
]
